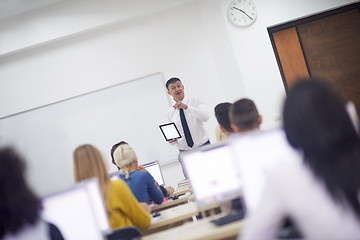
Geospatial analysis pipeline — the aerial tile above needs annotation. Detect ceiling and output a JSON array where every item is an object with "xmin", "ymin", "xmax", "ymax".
[
  {"xmin": 0, "ymin": 0, "xmax": 63, "ymax": 21},
  {"xmin": 0, "ymin": 0, "xmax": 197, "ymax": 22}
]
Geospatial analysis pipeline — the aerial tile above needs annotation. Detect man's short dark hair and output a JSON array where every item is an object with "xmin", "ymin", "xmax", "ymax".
[
  {"xmin": 165, "ymin": 77, "xmax": 182, "ymax": 90},
  {"xmin": 229, "ymin": 98, "xmax": 260, "ymax": 131},
  {"xmin": 214, "ymin": 102, "xmax": 233, "ymax": 132}
]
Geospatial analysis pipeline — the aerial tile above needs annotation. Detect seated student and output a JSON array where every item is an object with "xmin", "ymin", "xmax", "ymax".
[
  {"xmin": 110, "ymin": 142, "xmax": 167, "ymax": 205},
  {"xmin": 229, "ymin": 98, "xmax": 262, "ymax": 134},
  {"xmin": 0, "ymin": 147, "xmax": 64, "ymax": 240},
  {"xmin": 214, "ymin": 102, "xmax": 235, "ymax": 141},
  {"xmin": 240, "ymin": 79, "xmax": 360, "ymax": 239},
  {"xmin": 73, "ymin": 144, "xmax": 151, "ymax": 231},
  {"xmin": 110, "ymin": 141, "xmax": 174, "ymax": 198}
]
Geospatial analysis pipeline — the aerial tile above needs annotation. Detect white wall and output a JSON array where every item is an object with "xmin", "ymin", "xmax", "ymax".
[{"xmin": 0, "ymin": 0, "xmax": 357, "ymax": 195}]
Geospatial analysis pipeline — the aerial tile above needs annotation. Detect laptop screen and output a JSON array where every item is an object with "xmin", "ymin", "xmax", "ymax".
[
  {"xmin": 109, "ymin": 171, "xmax": 120, "ymax": 180},
  {"xmin": 41, "ymin": 178, "xmax": 110, "ymax": 240},
  {"xmin": 181, "ymin": 142, "xmax": 243, "ymax": 209},
  {"xmin": 142, "ymin": 161, "xmax": 165, "ymax": 186}
]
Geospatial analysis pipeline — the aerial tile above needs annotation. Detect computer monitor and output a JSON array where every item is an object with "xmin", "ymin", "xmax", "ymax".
[
  {"xmin": 230, "ymin": 128, "xmax": 301, "ymax": 216},
  {"xmin": 41, "ymin": 178, "xmax": 111, "ymax": 240},
  {"xmin": 181, "ymin": 142, "xmax": 243, "ymax": 209},
  {"xmin": 142, "ymin": 161, "xmax": 165, "ymax": 186},
  {"xmin": 109, "ymin": 171, "xmax": 120, "ymax": 180}
]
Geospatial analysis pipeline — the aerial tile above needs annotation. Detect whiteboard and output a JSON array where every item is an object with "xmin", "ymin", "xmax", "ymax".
[{"xmin": 0, "ymin": 73, "xmax": 179, "ymax": 196}]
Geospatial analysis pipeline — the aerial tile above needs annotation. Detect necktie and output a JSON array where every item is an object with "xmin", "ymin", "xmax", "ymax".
[{"xmin": 179, "ymin": 108, "xmax": 194, "ymax": 148}]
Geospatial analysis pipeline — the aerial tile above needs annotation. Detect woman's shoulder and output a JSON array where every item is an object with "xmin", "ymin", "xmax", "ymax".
[
  {"xmin": 132, "ymin": 170, "xmax": 151, "ymax": 177},
  {"xmin": 110, "ymin": 179, "xmax": 128, "ymax": 189},
  {"xmin": 132, "ymin": 171, "xmax": 155, "ymax": 183}
]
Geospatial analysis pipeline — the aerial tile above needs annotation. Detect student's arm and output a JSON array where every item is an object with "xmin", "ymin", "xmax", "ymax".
[
  {"xmin": 239, "ymin": 172, "xmax": 285, "ymax": 240},
  {"xmin": 113, "ymin": 180, "xmax": 151, "ymax": 230},
  {"xmin": 145, "ymin": 172, "xmax": 164, "ymax": 204}
]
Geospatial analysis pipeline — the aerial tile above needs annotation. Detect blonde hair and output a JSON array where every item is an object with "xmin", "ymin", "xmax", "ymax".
[
  {"xmin": 73, "ymin": 144, "xmax": 111, "ymax": 210},
  {"xmin": 113, "ymin": 144, "xmax": 137, "ymax": 179}
]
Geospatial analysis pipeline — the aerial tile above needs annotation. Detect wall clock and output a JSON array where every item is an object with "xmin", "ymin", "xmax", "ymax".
[{"xmin": 227, "ymin": 0, "xmax": 257, "ymax": 27}]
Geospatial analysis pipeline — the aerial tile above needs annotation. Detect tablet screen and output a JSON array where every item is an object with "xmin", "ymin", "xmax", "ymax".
[{"xmin": 159, "ymin": 122, "xmax": 182, "ymax": 141}]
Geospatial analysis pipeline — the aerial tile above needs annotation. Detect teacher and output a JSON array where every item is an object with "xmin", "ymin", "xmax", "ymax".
[{"xmin": 166, "ymin": 77, "xmax": 210, "ymax": 175}]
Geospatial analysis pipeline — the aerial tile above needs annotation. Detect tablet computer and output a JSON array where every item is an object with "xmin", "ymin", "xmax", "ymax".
[{"xmin": 159, "ymin": 122, "xmax": 182, "ymax": 141}]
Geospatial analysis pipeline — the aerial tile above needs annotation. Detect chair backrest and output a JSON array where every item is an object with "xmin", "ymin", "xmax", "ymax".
[{"xmin": 106, "ymin": 226, "xmax": 142, "ymax": 240}]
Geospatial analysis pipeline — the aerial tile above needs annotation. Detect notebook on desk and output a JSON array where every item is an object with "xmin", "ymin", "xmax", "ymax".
[{"xmin": 143, "ymin": 161, "xmax": 165, "ymax": 186}]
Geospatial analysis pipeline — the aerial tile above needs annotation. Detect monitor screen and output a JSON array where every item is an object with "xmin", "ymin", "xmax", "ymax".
[
  {"xmin": 41, "ymin": 178, "xmax": 110, "ymax": 240},
  {"xmin": 142, "ymin": 161, "xmax": 165, "ymax": 186},
  {"xmin": 181, "ymin": 142, "xmax": 243, "ymax": 209},
  {"xmin": 109, "ymin": 171, "xmax": 120, "ymax": 180},
  {"xmin": 230, "ymin": 128, "xmax": 301, "ymax": 216}
]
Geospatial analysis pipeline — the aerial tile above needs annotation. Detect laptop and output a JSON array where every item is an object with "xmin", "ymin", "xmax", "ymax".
[
  {"xmin": 41, "ymin": 178, "xmax": 111, "ymax": 240},
  {"xmin": 142, "ymin": 161, "xmax": 165, "ymax": 186},
  {"xmin": 109, "ymin": 171, "xmax": 120, "ymax": 180},
  {"xmin": 181, "ymin": 141, "xmax": 244, "ymax": 211}
]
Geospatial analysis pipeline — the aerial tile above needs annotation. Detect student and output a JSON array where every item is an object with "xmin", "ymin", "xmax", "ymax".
[
  {"xmin": 240, "ymin": 79, "xmax": 360, "ymax": 239},
  {"xmin": 110, "ymin": 141, "xmax": 174, "ymax": 199},
  {"xmin": 73, "ymin": 144, "xmax": 151, "ymax": 231},
  {"xmin": 229, "ymin": 98, "xmax": 262, "ymax": 134},
  {"xmin": 0, "ymin": 147, "xmax": 64, "ymax": 240},
  {"xmin": 111, "ymin": 142, "xmax": 166, "ymax": 204},
  {"xmin": 214, "ymin": 102, "xmax": 234, "ymax": 141}
]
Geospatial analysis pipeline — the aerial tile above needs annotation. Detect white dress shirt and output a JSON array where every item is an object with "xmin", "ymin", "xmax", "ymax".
[
  {"xmin": 167, "ymin": 96, "xmax": 209, "ymax": 151},
  {"xmin": 239, "ymin": 158, "xmax": 360, "ymax": 240}
]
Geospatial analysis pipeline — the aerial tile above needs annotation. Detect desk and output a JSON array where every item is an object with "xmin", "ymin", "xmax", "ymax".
[
  {"xmin": 145, "ymin": 202, "xmax": 222, "ymax": 236},
  {"xmin": 171, "ymin": 185, "xmax": 191, "ymax": 197},
  {"xmin": 143, "ymin": 215, "xmax": 245, "ymax": 240},
  {"xmin": 145, "ymin": 202, "xmax": 198, "ymax": 235},
  {"xmin": 151, "ymin": 192, "xmax": 193, "ymax": 212}
]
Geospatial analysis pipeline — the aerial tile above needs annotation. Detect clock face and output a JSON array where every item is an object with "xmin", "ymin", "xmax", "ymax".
[{"xmin": 227, "ymin": 0, "xmax": 257, "ymax": 27}]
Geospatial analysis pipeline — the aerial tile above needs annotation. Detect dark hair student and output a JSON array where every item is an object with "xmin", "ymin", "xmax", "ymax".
[
  {"xmin": 0, "ymin": 147, "xmax": 64, "ymax": 240},
  {"xmin": 240, "ymin": 78, "xmax": 360, "ymax": 240},
  {"xmin": 283, "ymin": 78, "xmax": 360, "ymax": 219}
]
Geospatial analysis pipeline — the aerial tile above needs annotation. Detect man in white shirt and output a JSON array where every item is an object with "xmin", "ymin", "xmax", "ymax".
[{"xmin": 166, "ymin": 77, "xmax": 210, "ymax": 176}]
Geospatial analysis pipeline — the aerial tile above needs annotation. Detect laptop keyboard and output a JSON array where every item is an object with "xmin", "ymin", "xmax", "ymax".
[{"xmin": 211, "ymin": 211, "xmax": 244, "ymax": 226}]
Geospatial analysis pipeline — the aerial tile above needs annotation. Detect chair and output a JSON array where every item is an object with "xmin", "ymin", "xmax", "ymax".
[{"xmin": 106, "ymin": 226, "xmax": 142, "ymax": 240}]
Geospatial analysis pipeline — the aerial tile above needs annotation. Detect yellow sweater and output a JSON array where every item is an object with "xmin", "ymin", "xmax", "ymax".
[{"xmin": 108, "ymin": 180, "xmax": 151, "ymax": 230}]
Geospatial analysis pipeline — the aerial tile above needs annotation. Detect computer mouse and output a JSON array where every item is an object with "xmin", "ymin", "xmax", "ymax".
[
  {"xmin": 152, "ymin": 212, "xmax": 161, "ymax": 217},
  {"xmin": 171, "ymin": 195, "xmax": 179, "ymax": 200}
]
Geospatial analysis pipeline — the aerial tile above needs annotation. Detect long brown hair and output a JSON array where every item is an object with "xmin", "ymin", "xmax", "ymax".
[{"xmin": 73, "ymin": 144, "xmax": 111, "ymax": 209}]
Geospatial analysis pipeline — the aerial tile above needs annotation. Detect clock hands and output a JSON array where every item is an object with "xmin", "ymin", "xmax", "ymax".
[{"xmin": 232, "ymin": 7, "xmax": 253, "ymax": 20}]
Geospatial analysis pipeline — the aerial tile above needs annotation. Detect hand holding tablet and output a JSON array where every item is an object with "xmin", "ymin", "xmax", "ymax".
[{"xmin": 159, "ymin": 122, "xmax": 182, "ymax": 142}]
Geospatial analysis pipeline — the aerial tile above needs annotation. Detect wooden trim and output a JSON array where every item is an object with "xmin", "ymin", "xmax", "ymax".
[
  {"xmin": 272, "ymin": 27, "xmax": 310, "ymax": 89},
  {"xmin": 267, "ymin": 2, "xmax": 360, "ymax": 33},
  {"xmin": 267, "ymin": 2, "xmax": 359, "ymax": 92}
]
